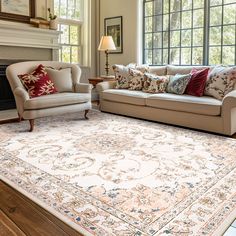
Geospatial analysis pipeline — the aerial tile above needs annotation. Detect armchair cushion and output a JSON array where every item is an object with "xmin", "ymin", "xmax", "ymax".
[
  {"xmin": 46, "ymin": 67, "xmax": 73, "ymax": 92},
  {"xmin": 24, "ymin": 93, "xmax": 91, "ymax": 110},
  {"xmin": 18, "ymin": 64, "xmax": 57, "ymax": 98}
]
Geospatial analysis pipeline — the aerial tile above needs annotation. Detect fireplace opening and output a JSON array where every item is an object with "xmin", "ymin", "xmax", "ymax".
[{"xmin": 0, "ymin": 65, "xmax": 16, "ymax": 110}]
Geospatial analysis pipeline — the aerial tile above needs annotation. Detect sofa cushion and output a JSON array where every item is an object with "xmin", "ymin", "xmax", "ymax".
[
  {"xmin": 142, "ymin": 73, "xmax": 169, "ymax": 93},
  {"xmin": 146, "ymin": 93, "xmax": 222, "ymax": 116},
  {"xmin": 18, "ymin": 64, "xmax": 57, "ymax": 98},
  {"xmin": 204, "ymin": 66, "xmax": 236, "ymax": 100},
  {"xmin": 149, "ymin": 66, "xmax": 167, "ymax": 76},
  {"xmin": 167, "ymin": 74, "xmax": 191, "ymax": 94},
  {"xmin": 129, "ymin": 68, "xmax": 144, "ymax": 90},
  {"xmin": 102, "ymin": 89, "xmax": 149, "ymax": 106},
  {"xmin": 113, "ymin": 64, "xmax": 134, "ymax": 89},
  {"xmin": 46, "ymin": 67, "xmax": 73, "ymax": 92},
  {"xmin": 185, "ymin": 68, "xmax": 209, "ymax": 97},
  {"xmin": 167, "ymin": 65, "xmax": 210, "ymax": 75},
  {"xmin": 24, "ymin": 93, "xmax": 90, "ymax": 110}
]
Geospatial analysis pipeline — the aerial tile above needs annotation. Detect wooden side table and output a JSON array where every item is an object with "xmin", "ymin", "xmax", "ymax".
[{"xmin": 88, "ymin": 76, "xmax": 115, "ymax": 88}]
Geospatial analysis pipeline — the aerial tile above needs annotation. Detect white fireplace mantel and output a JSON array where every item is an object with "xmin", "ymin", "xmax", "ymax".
[{"xmin": 0, "ymin": 21, "xmax": 61, "ymax": 49}]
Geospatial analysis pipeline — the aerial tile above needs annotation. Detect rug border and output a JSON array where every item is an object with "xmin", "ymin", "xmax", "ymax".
[
  {"xmin": 212, "ymin": 207, "xmax": 236, "ymax": 236},
  {"xmin": 1, "ymin": 176, "xmax": 92, "ymax": 236}
]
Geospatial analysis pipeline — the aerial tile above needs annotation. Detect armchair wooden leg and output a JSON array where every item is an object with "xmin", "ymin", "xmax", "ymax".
[
  {"xmin": 29, "ymin": 119, "xmax": 34, "ymax": 132},
  {"xmin": 18, "ymin": 113, "xmax": 22, "ymax": 122},
  {"xmin": 84, "ymin": 110, "xmax": 89, "ymax": 120}
]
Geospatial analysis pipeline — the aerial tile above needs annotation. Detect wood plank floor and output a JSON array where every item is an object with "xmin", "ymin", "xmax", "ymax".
[{"xmin": 0, "ymin": 181, "xmax": 82, "ymax": 236}]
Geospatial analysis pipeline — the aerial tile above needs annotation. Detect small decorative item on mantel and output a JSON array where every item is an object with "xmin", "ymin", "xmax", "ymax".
[
  {"xmin": 30, "ymin": 18, "xmax": 50, "ymax": 29},
  {"xmin": 48, "ymin": 8, "xmax": 58, "ymax": 30}
]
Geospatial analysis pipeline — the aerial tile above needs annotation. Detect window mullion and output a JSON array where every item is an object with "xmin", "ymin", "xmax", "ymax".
[{"xmin": 203, "ymin": 0, "xmax": 209, "ymax": 65}]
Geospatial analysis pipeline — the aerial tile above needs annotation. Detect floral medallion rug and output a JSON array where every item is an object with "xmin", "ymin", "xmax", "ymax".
[{"xmin": 0, "ymin": 110, "xmax": 236, "ymax": 236}]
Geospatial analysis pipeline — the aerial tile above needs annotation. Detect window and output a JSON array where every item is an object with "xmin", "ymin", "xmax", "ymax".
[
  {"xmin": 54, "ymin": 0, "xmax": 83, "ymax": 64},
  {"xmin": 143, "ymin": 0, "xmax": 236, "ymax": 65}
]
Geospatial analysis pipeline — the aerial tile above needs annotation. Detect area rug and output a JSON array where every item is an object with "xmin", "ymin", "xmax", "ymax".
[{"xmin": 0, "ymin": 110, "xmax": 236, "ymax": 236}]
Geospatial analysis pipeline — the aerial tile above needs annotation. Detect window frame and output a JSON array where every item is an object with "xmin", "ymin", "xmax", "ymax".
[
  {"xmin": 54, "ymin": 0, "xmax": 83, "ymax": 64},
  {"xmin": 143, "ymin": 0, "xmax": 236, "ymax": 66}
]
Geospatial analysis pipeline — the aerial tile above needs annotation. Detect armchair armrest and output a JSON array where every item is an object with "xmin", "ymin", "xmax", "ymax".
[
  {"xmin": 14, "ymin": 87, "xmax": 30, "ymax": 101},
  {"xmin": 96, "ymin": 81, "xmax": 116, "ymax": 94},
  {"xmin": 13, "ymin": 87, "xmax": 30, "ymax": 116},
  {"xmin": 75, "ymin": 83, "xmax": 93, "ymax": 93}
]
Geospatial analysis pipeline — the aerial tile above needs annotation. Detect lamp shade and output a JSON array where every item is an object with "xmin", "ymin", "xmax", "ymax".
[{"xmin": 98, "ymin": 36, "xmax": 116, "ymax": 51}]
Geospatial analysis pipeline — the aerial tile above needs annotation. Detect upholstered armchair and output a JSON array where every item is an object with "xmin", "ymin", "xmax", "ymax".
[{"xmin": 6, "ymin": 61, "xmax": 92, "ymax": 131}]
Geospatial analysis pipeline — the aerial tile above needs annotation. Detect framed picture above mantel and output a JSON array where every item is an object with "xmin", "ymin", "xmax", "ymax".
[
  {"xmin": 104, "ymin": 16, "xmax": 123, "ymax": 54},
  {"xmin": 0, "ymin": 0, "xmax": 35, "ymax": 23}
]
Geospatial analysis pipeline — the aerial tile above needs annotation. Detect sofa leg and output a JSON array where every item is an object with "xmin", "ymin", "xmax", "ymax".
[
  {"xmin": 29, "ymin": 119, "xmax": 34, "ymax": 132},
  {"xmin": 84, "ymin": 110, "xmax": 89, "ymax": 120}
]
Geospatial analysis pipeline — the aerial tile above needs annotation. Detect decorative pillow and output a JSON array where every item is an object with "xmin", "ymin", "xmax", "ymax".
[
  {"xmin": 46, "ymin": 67, "xmax": 73, "ymax": 92},
  {"xmin": 129, "ymin": 68, "xmax": 144, "ymax": 90},
  {"xmin": 18, "ymin": 64, "xmax": 57, "ymax": 98},
  {"xmin": 167, "ymin": 73, "xmax": 191, "ymax": 95},
  {"xmin": 113, "ymin": 64, "xmax": 135, "ymax": 89},
  {"xmin": 135, "ymin": 64, "xmax": 149, "ymax": 73},
  {"xmin": 185, "ymin": 68, "xmax": 209, "ymax": 96},
  {"xmin": 142, "ymin": 73, "xmax": 169, "ymax": 93},
  {"xmin": 204, "ymin": 66, "xmax": 236, "ymax": 100}
]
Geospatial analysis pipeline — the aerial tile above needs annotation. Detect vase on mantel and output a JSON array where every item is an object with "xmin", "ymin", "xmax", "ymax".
[{"xmin": 49, "ymin": 19, "xmax": 58, "ymax": 30}]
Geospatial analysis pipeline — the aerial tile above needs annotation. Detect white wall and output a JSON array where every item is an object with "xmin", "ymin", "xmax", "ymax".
[{"xmin": 98, "ymin": 0, "xmax": 142, "ymax": 76}]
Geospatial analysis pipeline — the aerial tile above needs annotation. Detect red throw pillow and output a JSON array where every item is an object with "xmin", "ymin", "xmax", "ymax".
[
  {"xmin": 185, "ymin": 68, "xmax": 210, "ymax": 97},
  {"xmin": 18, "ymin": 64, "xmax": 57, "ymax": 98}
]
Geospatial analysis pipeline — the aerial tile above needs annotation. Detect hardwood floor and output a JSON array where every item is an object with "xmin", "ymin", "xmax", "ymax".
[{"xmin": 0, "ymin": 181, "xmax": 82, "ymax": 236}]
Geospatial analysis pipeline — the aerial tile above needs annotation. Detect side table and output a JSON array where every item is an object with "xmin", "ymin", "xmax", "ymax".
[
  {"xmin": 88, "ymin": 76, "xmax": 115, "ymax": 88},
  {"xmin": 88, "ymin": 76, "xmax": 115, "ymax": 105}
]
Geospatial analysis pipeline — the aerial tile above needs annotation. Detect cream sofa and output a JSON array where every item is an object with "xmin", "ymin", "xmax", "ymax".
[
  {"xmin": 97, "ymin": 65, "xmax": 236, "ymax": 136},
  {"xmin": 6, "ymin": 61, "xmax": 92, "ymax": 131}
]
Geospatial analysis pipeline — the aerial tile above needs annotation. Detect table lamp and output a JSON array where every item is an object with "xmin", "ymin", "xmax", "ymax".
[{"xmin": 98, "ymin": 36, "xmax": 116, "ymax": 76}]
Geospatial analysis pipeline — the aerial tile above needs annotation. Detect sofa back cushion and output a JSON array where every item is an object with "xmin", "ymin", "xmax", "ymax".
[
  {"xmin": 167, "ymin": 65, "xmax": 210, "ymax": 75},
  {"xmin": 46, "ymin": 67, "xmax": 73, "ymax": 92},
  {"xmin": 149, "ymin": 66, "xmax": 167, "ymax": 76}
]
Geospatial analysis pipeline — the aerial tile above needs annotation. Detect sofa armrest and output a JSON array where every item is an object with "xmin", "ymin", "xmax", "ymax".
[
  {"xmin": 75, "ymin": 83, "xmax": 93, "ymax": 93},
  {"xmin": 222, "ymin": 90, "xmax": 236, "ymax": 108},
  {"xmin": 96, "ymin": 81, "xmax": 116, "ymax": 93},
  {"xmin": 222, "ymin": 90, "xmax": 236, "ymax": 135}
]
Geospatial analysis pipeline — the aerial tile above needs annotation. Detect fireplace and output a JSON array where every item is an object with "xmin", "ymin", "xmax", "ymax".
[
  {"xmin": 0, "ymin": 21, "xmax": 61, "ymax": 111},
  {"xmin": 0, "ymin": 65, "xmax": 16, "ymax": 110}
]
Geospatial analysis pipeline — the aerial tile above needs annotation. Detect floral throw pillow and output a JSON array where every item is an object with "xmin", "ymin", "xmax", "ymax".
[
  {"xmin": 142, "ymin": 73, "xmax": 169, "ymax": 93},
  {"xmin": 167, "ymin": 73, "xmax": 191, "ymax": 95},
  {"xmin": 113, "ymin": 64, "xmax": 135, "ymax": 89},
  {"xmin": 129, "ymin": 68, "xmax": 144, "ymax": 90},
  {"xmin": 113, "ymin": 64, "xmax": 150, "ymax": 89},
  {"xmin": 18, "ymin": 64, "xmax": 57, "ymax": 98},
  {"xmin": 204, "ymin": 66, "xmax": 236, "ymax": 100}
]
